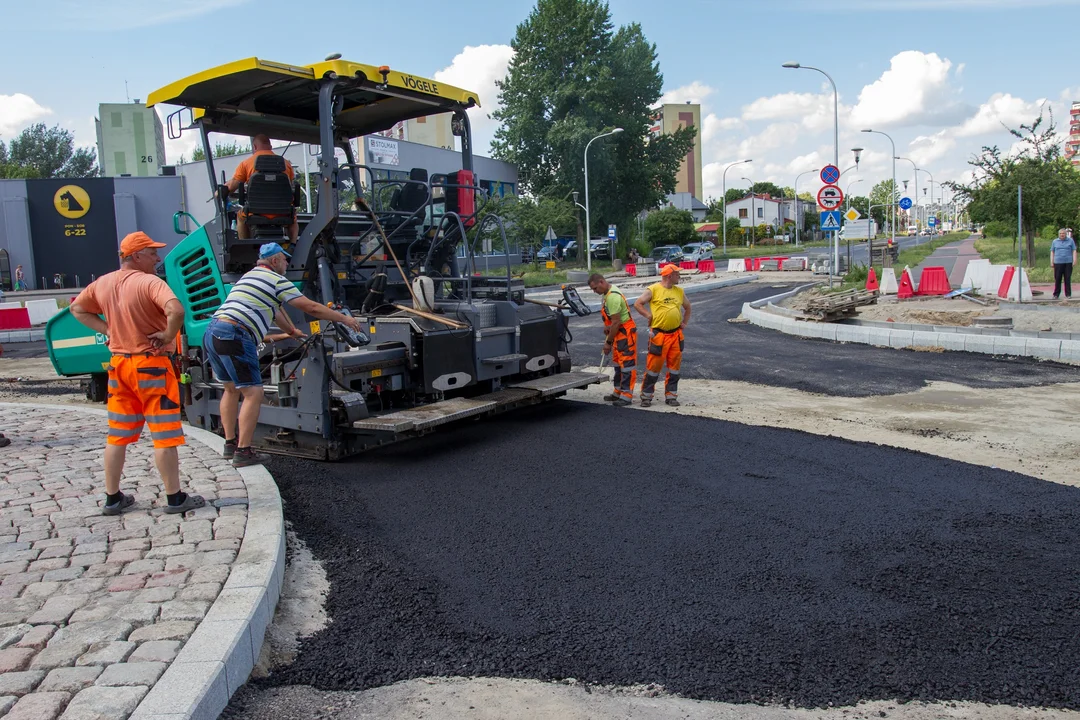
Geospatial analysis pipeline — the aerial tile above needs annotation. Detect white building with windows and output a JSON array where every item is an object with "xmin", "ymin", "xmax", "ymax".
[{"xmin": 724, "ymin": 193, "xmax": 811, "ymax": 230}]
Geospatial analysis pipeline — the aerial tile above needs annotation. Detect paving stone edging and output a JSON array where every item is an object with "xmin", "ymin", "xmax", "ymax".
[
  {"xmin": 741, "ymin": 286, "xmax": 1080, "ymax": 364},
  {"xmin": 6, "ymin": 403, "xmax": 286, "ymax": 720}
]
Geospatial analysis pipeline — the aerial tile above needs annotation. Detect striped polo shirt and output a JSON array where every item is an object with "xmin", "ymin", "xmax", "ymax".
[{"xmin": 213, "ymin": 266, "xmax": 303, "ymax": 339}]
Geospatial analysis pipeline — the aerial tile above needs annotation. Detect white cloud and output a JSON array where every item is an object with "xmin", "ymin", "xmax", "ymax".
[
  {"xmin": 433, "ymin": 44, "xmax": 515, "ymax": 155},
  {"xmin": 660, "ymin": 81, "xmax": 715, "ymax": 105},
  {"xmin": 955, "ymin": 93, "xmax": 1048, "ymax": 137},
  {"xmin": 52, "ymin": 0, "xmax": 252, "ymax": 30},
  {"xmin": 850, "ymin": 51, "xmax": 969, "ymax": 128},
  {"xmin": 908, "ymin": 130, "xmax": 956, "ymax": 166},
  {"xmin": 702, "ymin": 113, "xmax": 741, "ymax": 143},
  {"xmin": 0, "ymin": 93, "xmax": 52, "ymax": 138}
]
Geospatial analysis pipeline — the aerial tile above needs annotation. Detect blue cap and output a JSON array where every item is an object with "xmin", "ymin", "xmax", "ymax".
[{"xmin": 259, "ymin": 242, "xmax": 291, "ymax": 260}]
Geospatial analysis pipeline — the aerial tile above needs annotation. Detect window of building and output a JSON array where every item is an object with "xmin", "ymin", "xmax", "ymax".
[
  {"xmin": 738, "ymin": 208, "xmax": 748, "ymax": 219},
  {"xmin": 757, "ymin": 207, "xmax": 764, "ymax": 218}
]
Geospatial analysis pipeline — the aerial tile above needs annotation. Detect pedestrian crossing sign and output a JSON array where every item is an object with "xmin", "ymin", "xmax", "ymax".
[{"xmin": 820, "ymin": 211, "xmax": 841, "ymax": 231}]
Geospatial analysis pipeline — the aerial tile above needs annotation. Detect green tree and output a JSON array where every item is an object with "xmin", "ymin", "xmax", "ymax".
[
  {"xmin": 951, "ymin": 110, "xmax": 1080, "ymax": 266},
  {"xmin": 724, "ymin": 216, "xmax": 743, "ymax": 241},
  {"xmin": 848, "ymin": 195, "xmax": 870, "ymax": 219},
  {"xmin": 185, "ymin": 140, "xmax": 251, "ymax": 164},
  {"xmin": 491, "ymin": 0, "xmax": 695, "ymax": 239},
  {"xmin": 869, "ymin": 179, "xmax": 899, "ymax": 230},
  {"xmin": 724, "ymin": 187, "xmax": 748, "ymax": 204},
  {"xmin": 643, "ymin": 206, "xmax": 695, "ymax": 247},
  {"xmin": 0, "ymin": 123, "xmax": 98, "ymax": 177},
  {"xmin": 500, "ymin": 194, "xmax": 579, "ymax": 259},
  {"xmin": 749, "ymin": 181, "xmax": 783, "ymax": 198},
  {"xmin": 704, "ymin": 196, "xmax": 724, "ymax": 222}
]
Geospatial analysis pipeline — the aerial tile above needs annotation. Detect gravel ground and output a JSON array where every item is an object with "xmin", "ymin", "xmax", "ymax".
[
  {"xmin": 568, "ymin": 283, "xmax": 1079, "ymax": 396},
  {"xmin": 230, "ymin": 401, "xmax": 1080, "ymax": 712}
]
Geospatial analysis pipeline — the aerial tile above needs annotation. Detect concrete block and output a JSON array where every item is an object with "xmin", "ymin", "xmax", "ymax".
[
  {"xmin": 60, "ymin": 685, "xmax": 148, "ymax": 720},
  {"xmin": 834, "ymin": 325, "xmax": 865, "ymax": 344},
  {"xmin": 1058, "ymin": 341, "xmax": 1080, "ymax": 364},
  {"xmin": 6, "ymin": 691, "xmax": 70, "ymax": 719},
  {"xmin": 223, "ymin": 563, "xmax": 274, "ymax": 592},
  {"xmin": 39, "ymin": 665, "xmax": 103, "ymax": 693},
  {"xmin": 127, "ymin": 641, "xmax": 180, "ymax": 664},
  {"xmin": 866, "ymin": 328, "xmax": 892, "ymax": 347},
  {"xmin": 963, "ymin": 335, "xmax": 996, "ymax": 354},
  {"xmin": 1023, "ymin": 338, "xmax": 1062, "ymax": 361},
  {"xmin": 95, "ymin": 661, "xmax": 166, "ymax": 687},
  {"xmin": 992, "ymin": 336, "xmax": 1027, "ymax": 357},
  {"xmin": 24, "ymin": 299, "xmax": 59, "ymax": 326},
  {"xmin": 133, "ymin": 660, "xmax": 228, "ymax": 720},
  {"xmin": 175, "ymin": 620, "xmax": 253, "ymax": 697},
  {"xmin": 818, "ymin": 324, "xmax": 838, "ymax": 342},
  {"xmin": 910, "ymin": 331, "xmax": 941, "ymax": 349},
  {"xmin": 888, "ymin": 330, "xmax": 914, "ymax": 349},
  {"xmin": 935, "ymin": 333, "xmax": 967, "ymax": 352},
  {"xmin": 0, "ymin": 670, "xmax": 46, "ymax": 697}
]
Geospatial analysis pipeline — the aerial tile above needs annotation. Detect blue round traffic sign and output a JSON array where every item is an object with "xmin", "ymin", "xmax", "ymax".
[
  {"xmin": 899, "ymin": 197, "xmax": 913, "ymax": 210},
  {"xmin": 820, "ymin": 165, "xmax": 840, "ymax": 184}
]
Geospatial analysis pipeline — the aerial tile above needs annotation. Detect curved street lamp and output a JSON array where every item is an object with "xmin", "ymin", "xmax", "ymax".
[
  {"xmin": 793, "ymin": 167, "xmax": 818, "ymax": 247},
  {"xmin": 721, "ymin": 159, "xmax": 752, "ymax": 255},
  {"xmin": 861, "ymin": 129, "xmax": 897, "ymax": 247},
  {"xmin": 584, "ymin": 128, "xmax": 623, "ymax": 270}
]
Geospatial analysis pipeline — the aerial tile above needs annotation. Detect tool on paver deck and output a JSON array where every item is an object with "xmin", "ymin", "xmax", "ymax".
[{"xmin": 44, "ymin": 56, "xmax": 603, "ymax": 458}]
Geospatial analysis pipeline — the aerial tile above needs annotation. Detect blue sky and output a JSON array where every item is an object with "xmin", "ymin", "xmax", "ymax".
[{"xmin": 2, "ymin": 0, "xmax": 1078, "ymax": 203}]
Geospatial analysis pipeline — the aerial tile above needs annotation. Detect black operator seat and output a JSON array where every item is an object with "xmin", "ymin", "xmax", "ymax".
[
  {"xmin": 383, "ymin": 167, "xmax": 429, "ymax": 232},
  {"xmin": 241, "ymin": 154, "xmax": 300, "ymax": 238}
]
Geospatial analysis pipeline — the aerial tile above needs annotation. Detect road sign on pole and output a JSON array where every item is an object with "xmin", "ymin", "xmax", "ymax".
[
  {"xmin": 817, "ymin": 184, "xmax": 844, "ymax": 210},
  {"xmin": 820, "ymin": 165, "xmax": 840, "ymax": 184},
  {"xmin": 844, "ymin": 207, "xmax": 861, "ymax": 222},
  {"xmin": 928, "ymin": 216, "xmax": 937, "ymax": 227},
  {"xmin": 899, "ymin": 197, "xmax": 913, "ymax": 210},
  {"xmin": 820, "ymin": 211, "xmax": 841, "ymax": 231},
  {"xmin": 608, "ymin": 224, "xmax": 616, "ymax": 240},
  {"xmin": 544, "ymin": 226, "xmax": 557, "ymax": 241}
]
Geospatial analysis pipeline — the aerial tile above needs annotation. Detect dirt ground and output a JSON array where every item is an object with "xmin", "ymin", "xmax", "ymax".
[{"xmin": 782, "ymin": 291, "xmax": 1080, "ymax": 333}]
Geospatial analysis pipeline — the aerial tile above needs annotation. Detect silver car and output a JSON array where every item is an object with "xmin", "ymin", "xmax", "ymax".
[{"xmin": 682, "ymin": 243, "xmax": 713, "ymax": 262}]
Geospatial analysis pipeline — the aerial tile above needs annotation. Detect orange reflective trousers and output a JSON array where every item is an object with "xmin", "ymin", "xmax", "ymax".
[
  {"xmin": 640, "ymin": 327, "xmax": 683, "ymax": 401},
  {"xmin": 106, "ymin": 355, "xmax": 186, "ymax": 449},
  {"xmin": 601, "ymin": 303, "xmax": 637, "ymax": 401}
]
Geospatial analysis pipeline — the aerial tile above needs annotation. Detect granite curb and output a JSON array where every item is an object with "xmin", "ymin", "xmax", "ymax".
[
  {"xmin": 0, "ymin": 403, "xmax": 285, "ymax": 720},
  {"xmin": 741, "ymin": 287, "xmax": 1080, "ymax": 364}
]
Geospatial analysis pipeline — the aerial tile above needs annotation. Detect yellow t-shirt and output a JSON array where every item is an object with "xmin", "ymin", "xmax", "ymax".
[{"xmin": 649, "ymin": 282, "xmax": 684, "ymax": 331}]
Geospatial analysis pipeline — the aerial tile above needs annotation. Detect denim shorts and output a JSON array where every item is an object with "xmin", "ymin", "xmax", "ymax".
[{"xmin": 204, "ymin": 319, "xmax": 262, "ymax": 388}]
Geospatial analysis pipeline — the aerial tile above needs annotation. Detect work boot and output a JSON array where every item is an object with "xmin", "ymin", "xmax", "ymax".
[
  {"xmin": 603, "ymin": 393, "xmax": 619, "ymax": 402},
  {"xmin": 612, "ymin": 397, "xmax": 632, "ymax": 407},
  {"xmin": 222, "ymin": 439, "xmax": 237, "ymax": 460},
  {"xmin": 640, "ymin": 398, "xmax": 652, "ymax": 408},
  {"xmin": 666, "ymin": 398, "xmax": 681, "ymax": 407},
  {"xmin": 232, "ymin": 447, "xmax": 270, "ymax": 468}
]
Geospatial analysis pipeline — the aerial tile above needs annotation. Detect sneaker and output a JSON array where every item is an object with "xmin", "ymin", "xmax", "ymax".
[
  {"xmin": 164, "ymin": 493, "xmax": 207, "ymax": 515},
  {"xmin": 232, "ymin": 447, "xmax": 270, "ymax": 468},
  {"xmin": 222, "ymin": 440, "xmax": 237, "ymax": 460},
  {"xmin": 102, "ymin": 492, "xmax": 135, "ymax": 516},
  {"xmin": 612, "ymin": 397, "xmax": 632, "ymax": 407},
  {"xmin": 640, "ymin": 398, "xmax": 652, "ymax": 408},
  {"xmin": 665, "ymin": 398, "xmax": 681, "ymax": 407},
  {"xmin": 602, "ymin": 393, "xmax": 619, "ymax": 402}
]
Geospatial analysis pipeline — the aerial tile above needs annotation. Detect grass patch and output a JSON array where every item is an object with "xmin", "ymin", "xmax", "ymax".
[
  {"xmin": 974, "ymin": 235, "xmax": 1057, "ymax": 284},
  {"xmin": 714, "ymin": 239, "xmax": 830, "ymax": 260},
  {"xmin": 479, "ymin": 261, "xmax": 617, "ymax": 288}
]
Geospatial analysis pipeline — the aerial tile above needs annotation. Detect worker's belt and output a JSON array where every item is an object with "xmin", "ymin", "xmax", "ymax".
[
  {"xmin": 113, "ymin": 352, "xmax": 178, "ymax": 359},
  {"xmin": 214, "ymin": 316, "xmax": 257, "ymax": 339},
  {"xmin": 651, "ymin": 325, "xmax": 682, "ymax": 333}
]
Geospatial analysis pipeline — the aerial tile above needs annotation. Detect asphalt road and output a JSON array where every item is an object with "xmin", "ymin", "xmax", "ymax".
[
  {"xmin": 229, "ymin": 401, "xmax": 1080, "ymax": 713},
  {"xmin": 568, "ymin": 282, "xmax": 1079, "ymax": 396}
]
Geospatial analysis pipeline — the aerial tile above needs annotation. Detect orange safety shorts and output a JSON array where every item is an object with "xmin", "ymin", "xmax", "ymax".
[{"xmin": 106, "ymin": 354, "xmax": 186, "ymax": 449}]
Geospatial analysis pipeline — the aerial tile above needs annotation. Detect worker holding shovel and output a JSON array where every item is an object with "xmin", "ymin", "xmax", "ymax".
[{"xmin": 588, "ymin": 273, "xmax": 637, "ymax": 407}]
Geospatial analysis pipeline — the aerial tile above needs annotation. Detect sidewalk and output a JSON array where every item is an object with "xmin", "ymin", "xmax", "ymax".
[
  {"xmin": 0, "ymin": 404, "xmax": 284, "ymax": 720},
  {"xmin": 911, "ymin": 235, "xmax": 982, "ymax": 288}
]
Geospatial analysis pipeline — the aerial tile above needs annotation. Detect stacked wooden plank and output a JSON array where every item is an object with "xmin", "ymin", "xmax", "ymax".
[{"xmin": 801, "ymin": 289, "xmax": 878, "ymax": 321}]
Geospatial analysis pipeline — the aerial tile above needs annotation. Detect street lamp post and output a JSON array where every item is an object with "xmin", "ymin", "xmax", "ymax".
[
  {"xmin": 722, "ymin": 159, "xmax": 752, "ymax": 255},
  {"xmin": 845, "ymin": 178, "xmax": 863, "ymax": 209},
  {"xmin": 861, "ymin": 129, "xmax": 897, "ymax": 248},
  {"xmin": 793, "ymin": 167, "xmax": 818, "ymax": 247},
  {"xmin": 742, "ymin": 177, "xmax": 754, "ymax": 246},
  {"xmin": 784, "ymin": 62, "xmax": 840, "ymax": 274},
  {"xmin": 584, "ymin": 127, "xmax": 623, "ymax": 271},
  {"xmin": 895, "ymin": 156, "xmax": 919, "ymax": 231}
]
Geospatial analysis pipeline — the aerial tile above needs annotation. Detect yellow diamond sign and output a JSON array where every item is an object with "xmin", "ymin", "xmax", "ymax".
[{"xmin": 844, "ymin": 207, "xmax": 861, "ymax": 222}]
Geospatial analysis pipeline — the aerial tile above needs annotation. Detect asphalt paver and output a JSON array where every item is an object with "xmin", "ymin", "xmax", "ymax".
[
  {"xmin": 568, "ymin": 282, "xmax": 1079, "ymax": 396},
  {"xmin": 235, "ymin": 402, "xmax": 1080, "ymax": 711}
]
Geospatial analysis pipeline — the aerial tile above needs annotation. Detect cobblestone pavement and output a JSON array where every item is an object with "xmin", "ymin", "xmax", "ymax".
[{"xmin": 0, "ymin": 405, "xmax": 249, "ymax": 720}]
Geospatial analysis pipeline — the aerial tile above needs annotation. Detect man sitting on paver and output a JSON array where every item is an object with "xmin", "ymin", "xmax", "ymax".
[
  {"xmin": 633, "ymin": 264, "xmax": 691, "ymax": 408},
  {"xmin": 588, "ymin": 273, "xmax": 637, "ymax": 407},
  {"xmin": 70, "ymin": 231, "xmax": 206, "ymax": 515},
  {"xmin": 205, "ymin": 242, "xmax": 364, "ymax": 466}
]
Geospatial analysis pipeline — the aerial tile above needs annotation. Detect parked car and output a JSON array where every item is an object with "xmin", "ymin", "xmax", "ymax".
[
  {"xmin": 700, "ymin": 240, "xmax": 716, "ymax": 252},
  {"xmin": 589, "ymin": 240, "xmax": 612, "ymax": 260},
  {"xmin": 536, "ymin": 246, "xmax": 559, "ymax": 262},
  {"xmin": 907, "ymin": 227, "xmax": 918, "ymax": 236},
  {"xmin": 650, "ymin": 245, "xmax": 684, "ymax": 263},
  {"xmin": 681, "ymin": 243, "xmax": 712, "ymax": 262}
]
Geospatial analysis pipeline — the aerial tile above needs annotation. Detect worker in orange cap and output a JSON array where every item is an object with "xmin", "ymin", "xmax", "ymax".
[
  {"xmin": 633, "ymin": 263, "xmax": 691, "ymax": 407},
  {"xmin": 588, "ymin": 273, "xmax": 636, "ymax": 406},
  {"xmin": 70, "ymin": 231, "xmax": 206, "ymax": 516}
]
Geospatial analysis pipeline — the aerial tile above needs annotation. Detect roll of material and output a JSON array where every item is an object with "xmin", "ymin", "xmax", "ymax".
[{"xmin": 413, "ymin": 276, "xmax": 436, "ymax": 312}]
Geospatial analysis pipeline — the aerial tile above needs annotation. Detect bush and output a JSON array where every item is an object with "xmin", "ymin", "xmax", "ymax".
[
  {"xmin": 982, "ymin": 220, "xmax": 1014, "ymax": 238},
  {"xmin": 1040, "ymin": 223, "xmax": 1060, "ymax": 240}
]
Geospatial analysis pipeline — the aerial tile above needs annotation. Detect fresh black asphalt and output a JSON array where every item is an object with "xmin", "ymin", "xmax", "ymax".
[
  {"xmin": 235, "ymin": 402, "xmax": 1080, "ymax": 711},
  {"xmin": 568, "ymin": 282, "xmax": 1079, "ymax": 396}
]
